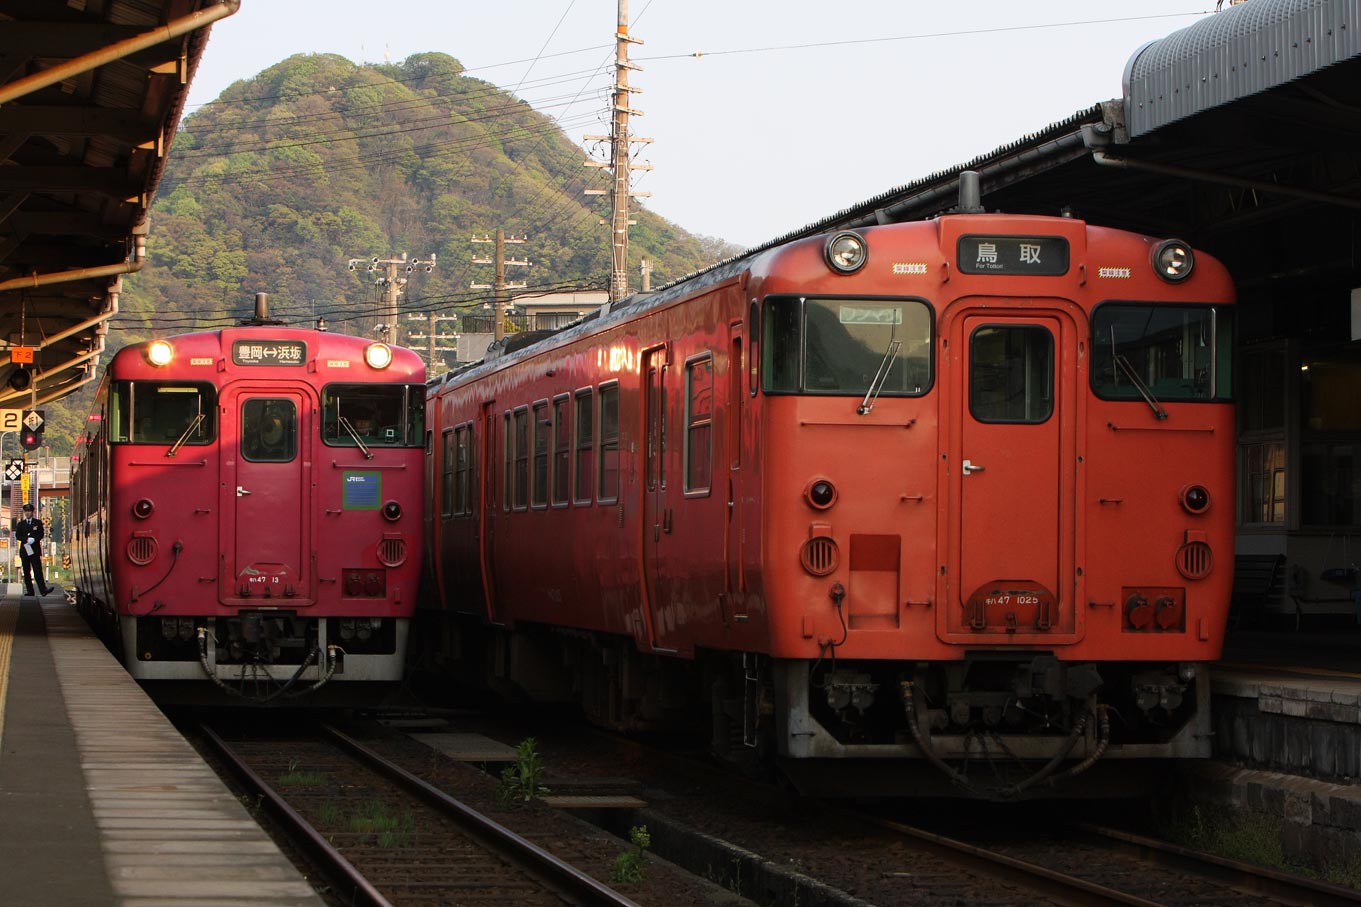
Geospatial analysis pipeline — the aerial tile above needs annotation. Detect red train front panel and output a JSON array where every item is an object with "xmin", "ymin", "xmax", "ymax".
[
  {"xmin": 424, "ymin": 211, "xmax": 1234, "ymax": 791},
  {"xmin": 72, "ymin": 328, "xmax": 424, "ymax": 697}
]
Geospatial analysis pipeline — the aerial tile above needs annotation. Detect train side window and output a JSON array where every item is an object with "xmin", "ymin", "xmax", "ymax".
[
  {"xmin": 551, "ymin": 394, "xmax": 570, "ymax": 507},
  {"xmin": 441, "ymin": 429, "xmax": 455, "ymax": 518},
  {"xmin": 573, "ymin": 388, "xmax": 594, "ymax": 504},
  {"xmin": 969, "ymin": 325, "xmax": 1054, "ymax": 424},
  {"xmin": 454, "ymin": 423, "xmax": 473, "ymax": 517},
  {"xmin": 684, "ymin": 353, "xmax": 714, "ymax": 495},
  {"xmin": 241, "ymin": 398, "xmax": 297, "ymax": 462},
  {"xmin": 511, "ymin": 407, "xmax": 529, "ymax": 511},
  {"xmin": 531, "ymin": 400, "xmax": 549, "ymax": 509},
  {"xmin": 598, "ymin": 382, "xmax": 620, "ymax": 503}
]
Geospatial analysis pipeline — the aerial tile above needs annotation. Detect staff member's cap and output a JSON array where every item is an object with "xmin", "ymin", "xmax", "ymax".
[{"xmin": 21, "ymin": 504, "xmax": 33, "ymax": 511}]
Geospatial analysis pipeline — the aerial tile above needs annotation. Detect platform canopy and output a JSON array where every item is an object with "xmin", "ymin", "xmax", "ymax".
[
  {"xmin": 0, "ymin": 0, "xmax": 238, "ymax": 410},
  {"xmin": 759, "ymin": 0, "xmax": 1361, "ymax": 318}
]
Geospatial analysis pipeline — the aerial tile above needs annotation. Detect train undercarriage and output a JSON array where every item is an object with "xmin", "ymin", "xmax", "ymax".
[
  {"xmin": 423, "ymin": 615, "xmax": 1210, "ymax": 799},
  {"xmin": 76, "ymin": 592, "xmax": 407, "ymax": 703}
]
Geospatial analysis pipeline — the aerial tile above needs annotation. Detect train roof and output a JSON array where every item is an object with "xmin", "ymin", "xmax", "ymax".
[{"xmin": 436, "ymin": 0, "xmax": 1357, "ymax": 389}]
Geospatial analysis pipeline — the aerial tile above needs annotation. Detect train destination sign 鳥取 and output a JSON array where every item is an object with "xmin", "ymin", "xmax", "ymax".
[{"xmin": 957, "ymin": 235, "xmax": 1069, "ymax": 276}]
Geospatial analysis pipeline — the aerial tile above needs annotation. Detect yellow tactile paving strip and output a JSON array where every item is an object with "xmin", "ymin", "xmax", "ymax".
[{"xmin": 0, "ymin": 598, "xmax": 16, "ymax": 746}]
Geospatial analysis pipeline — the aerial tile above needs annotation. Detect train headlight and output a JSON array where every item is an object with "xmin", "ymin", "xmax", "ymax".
[
  {"xmin": 145, "ymin": 340, "xmax": 174, "ymax": 367},
  {"xmin": 364, "ymin": 342, "xmax": 393, "ymax": 369},
  {"xmin": 132, "ymin": 498, "xmax": 155, "ymax": 519},
  {"xmin": 824, "ymin": 231, "xmax": 868, "ymax": 274},
  {"xmin": 382, "ymin": 500, "xmax": 402, "ymax": 522},
  {"xmin": 1152, "ymin": 239, "xmax": 1194, "ymax": 282}
]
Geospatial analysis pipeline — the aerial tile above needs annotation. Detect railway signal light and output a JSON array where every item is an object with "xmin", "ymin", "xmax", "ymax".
[{"xmin": 19, "ymin": 409, "xmax": 44, "ymax": 451}]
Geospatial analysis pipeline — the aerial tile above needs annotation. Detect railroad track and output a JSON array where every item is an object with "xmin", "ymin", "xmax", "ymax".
[
  {"xmin": 201, "ymin": 722, "xmax": 643, "ymax": 907},
  {"xmin": 841, "ymin": 810, "xmax": 1361, "ymax": 907},
  {"xmin": 439, "ymin": 715, "xmax": 1360, "ymax": 907}
]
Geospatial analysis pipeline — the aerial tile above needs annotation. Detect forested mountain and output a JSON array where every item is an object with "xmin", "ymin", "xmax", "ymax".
[{"xmin": 44, "ymin": 52, "xmax": 740, "ymax": 453}]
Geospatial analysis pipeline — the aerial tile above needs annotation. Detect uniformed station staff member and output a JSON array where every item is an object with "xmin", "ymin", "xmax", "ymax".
[{"xmin": 13, "ymin": 502, "xmax": 52, "ymax": 597}]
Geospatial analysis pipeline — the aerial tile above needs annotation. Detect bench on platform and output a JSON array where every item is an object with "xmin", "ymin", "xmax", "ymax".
[{"xmin": 1230, "ymin": 553, "xmax": 1291, "ymax": 628}]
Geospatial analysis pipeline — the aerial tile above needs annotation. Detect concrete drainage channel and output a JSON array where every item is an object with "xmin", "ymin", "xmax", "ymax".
[{"xmin": 576, "ymin": 805, "xmax": 876, "ymax": 907}]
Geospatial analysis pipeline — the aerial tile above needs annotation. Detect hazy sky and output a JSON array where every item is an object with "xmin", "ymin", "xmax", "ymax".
[{"xmin": 184, "ymin": 1, "xmax": 1216, "ymax": 247}]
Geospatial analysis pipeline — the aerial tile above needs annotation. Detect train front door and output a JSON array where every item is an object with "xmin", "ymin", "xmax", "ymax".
[
  {"xmin": 223, "ymin": 388, "xmax": 312, "ymax": 603},
  {"xmin": 944, "ymin": 307, "xmax": 1079, "ymax": 640}
]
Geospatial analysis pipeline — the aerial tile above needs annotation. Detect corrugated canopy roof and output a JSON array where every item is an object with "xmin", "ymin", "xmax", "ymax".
[
  {"xmin": 0, "ymin": 0, "xmax": 238, "ymax": 411},
  {"xmin": 1124, "ymin": 0, "xmax": 1361, "ymax": 137}
]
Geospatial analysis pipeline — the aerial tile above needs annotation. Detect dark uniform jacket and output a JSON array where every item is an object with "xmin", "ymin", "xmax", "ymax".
[{"xmin": 13, "ymin": 516, "xmax": 44, "ymax": 557}]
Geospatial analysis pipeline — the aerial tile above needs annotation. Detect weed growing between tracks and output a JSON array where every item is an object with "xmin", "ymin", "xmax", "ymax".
[
  {"xmin": 498, "ymin": 737, "xmax": 551, "ymax": 804},
  {"xmin": 613, "ymin": 825, "xmax": 651, "ymax": 884}
]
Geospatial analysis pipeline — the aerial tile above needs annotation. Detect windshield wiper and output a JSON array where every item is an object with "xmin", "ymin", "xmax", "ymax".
[
  {"xmin": 338, "ymin": 415, "xmax": 374, "ymax": 459},
  {"xmin": 858, "ymin": 339, "xmax": 902, "ymax": 415},
  {"xmin": 165, "ymin": 413, "xmax": 205, "ymax": 458},
  {"xmin": 1114, "ymin": 354, "xmax": 1168, "ymax": 420}
]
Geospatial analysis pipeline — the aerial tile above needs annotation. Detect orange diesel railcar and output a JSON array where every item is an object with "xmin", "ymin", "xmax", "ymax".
[
  {"xmin": 72, "ymin": 299, "xmax": 425, "ymax": 703},
  {"xmin": 423, "ymin": 190, "xmax": 1235, "ymax": 797}
]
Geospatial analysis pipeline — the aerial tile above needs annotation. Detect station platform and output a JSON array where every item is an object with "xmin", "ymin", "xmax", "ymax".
[
  {"xmin": 0, "ymin": 590, "xmax": 323, "ymax": 907},
  {"xmin": 1196, "ymin": 628, "xmax": 1361, "ymax": 873}
]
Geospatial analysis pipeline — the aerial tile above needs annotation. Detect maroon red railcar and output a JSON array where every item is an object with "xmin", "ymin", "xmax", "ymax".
[
  {"xmin": 423, "ymin": 196, "xmax": 1236, "ymax": 796},
  {"xmin": 72, "ymin": 311, "xmax": 425, "ymax": 702}
]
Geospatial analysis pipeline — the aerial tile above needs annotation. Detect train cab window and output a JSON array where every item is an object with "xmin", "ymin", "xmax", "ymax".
[
  {"xmin": 110, "ymin": 381, "xmax": 216, "ymax": 445},
  {"xmin": 573, "ymin": 388, "xmax": 594, "ymax": 504},
  {"xmin": 241, "ymin": 398, "xmax": 297, "ymax": 462},
  {"xmin": 598, "ymin": 382, "xmax": 621, "ymax": 503},
  {"xmin": 969, "ymin": 325, "xmax": 1054, "ymax": 424},
  {"xmin": 685, "ymin": 354, "xmax": 714, "ymax": 495},
  {"xmin": 321, "ymin": 383, "xmax": 425, "ymax": 447},
  {"xmin": 761, "ymin": 296, "xmax": 932, "ymax": 396},
  {"xmin": 1090, "ymin": 303, "xmax": 1234, "ymax": 403}
]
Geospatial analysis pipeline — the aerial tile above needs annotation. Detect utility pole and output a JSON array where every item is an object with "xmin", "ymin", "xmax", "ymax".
[
  {"xmin": 470, "ymin": 230, "xmax": 529, "ymax": 342},
  {"xmin": 405, "ymin": 312, "xmax": 459, "ymax": 374},
  {"xmin": 346, "ymin": 252, "xmax": 436, "ymax": 343},
  {"xmin": 584, "ymin": 0, "xmax": 653, "ymax": 305}
]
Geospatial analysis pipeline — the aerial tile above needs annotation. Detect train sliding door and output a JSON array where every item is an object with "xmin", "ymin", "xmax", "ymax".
[
  {"xmin": 222, "ymin": 388, "xmax": 312, "ymax": 603},
  {"xmin": 641, "ymin": 345, "xmax": 678, "ymax": 652},
  {"xmin": 943, "ymin": 307, "xmax": 1080, "ymax": 642}
]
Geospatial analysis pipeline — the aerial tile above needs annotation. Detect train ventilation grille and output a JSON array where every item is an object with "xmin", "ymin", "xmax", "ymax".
[
  {"xmin": 800, "ymin": 537, "xmax": 839, "ymax": 577},
  {"xmin": 1175, "ymin": 541, "xmax": 1213, "ymax": 580},
  {"xmin": 126, "ymin": 536, "xmax": 158, "ymax": 566},
  {"xmin": 377, "ymin": 538, "xmax": 407, "ymax": 567}
]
